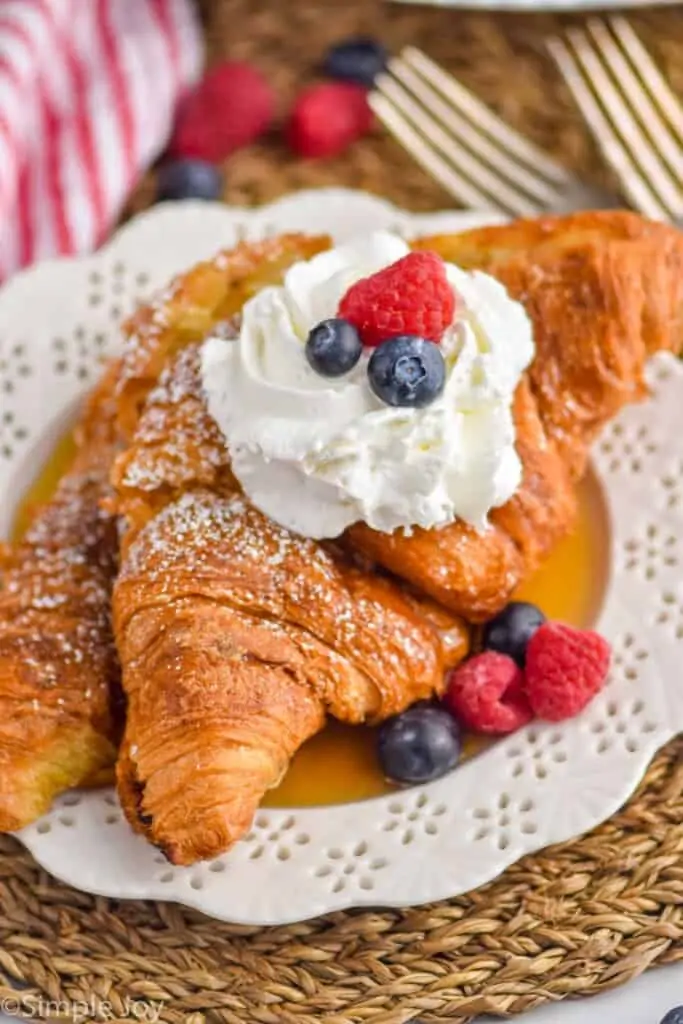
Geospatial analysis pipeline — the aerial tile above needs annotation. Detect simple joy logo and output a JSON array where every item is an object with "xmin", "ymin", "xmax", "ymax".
[{"xmin": 0, "ymin": 995, "xmax": 163, "ymax": 1022}]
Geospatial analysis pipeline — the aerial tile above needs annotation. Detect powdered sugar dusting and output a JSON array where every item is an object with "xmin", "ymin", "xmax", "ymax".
[
  {"xmin": 116, "ymin": 344, "xmax": 229, "ymax": 496},
  {"xmin": 121, "ymin": 490, "xmax": 315, "ymax": 581},
  {"xmin": 115, "ymin": 233, "xmax": 328, "ymax": 431},
  {"xmin": 118, "ymin": 488, "xmax": 441, "ymax": 718},
  {"xmin": 117, "ymin": 282, "xmax": 176, "ymax": 394},
  {"xmin": 0, "ymin": 427, "xmax": 120, "ymax": 733}
]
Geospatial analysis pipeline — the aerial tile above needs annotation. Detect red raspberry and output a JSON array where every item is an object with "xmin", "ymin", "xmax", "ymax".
[
  {"xmin": 524, "ymin": 623, "xmax": 611, "ymax": 721},
  {"xmin": 445, "ymin": 652, "xmax": 533, "ymax": 735},
  {"xmin": 170, "ymin": 62, "xmax": 274, "ymax": 162},
  {"xmin": 287, "ymin": 82, "xmax": 373, "ymax": 158},
  {"xmin": 338, "ymin": 251, "xmax": 455, "ymax": 347}
]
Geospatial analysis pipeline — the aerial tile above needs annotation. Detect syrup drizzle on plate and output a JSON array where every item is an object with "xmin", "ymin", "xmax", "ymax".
[
  {"xmin": 267, "ymin": 472, "xmax": 608, "ymax": 807},
  {"xmin": 14, "ymin": 436, "xmax": 608, "ymax": 809}
]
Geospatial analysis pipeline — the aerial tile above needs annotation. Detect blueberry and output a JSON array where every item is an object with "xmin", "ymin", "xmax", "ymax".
[
  {"xmin": 367, "ymin": 335, "xmax": 445, "ymax": 408},
  {"xmin": 305, "ymin": 318, "xmax": 362, "ymax": 377},
  {"xmin": 482, "ymin": 601, "xmax": 546, "ymax": 667},
  {"xmin": 323, "ymin": 37, "xmax": 388, "ymax": 88},
  {"xmin": 661, "ymin": 1010, "xmax": 683, "ymax": 1024},
  {"xmin": 378, "ymin": 704, "xmax": 461, "ymax": 785},
  {"xmin": 157, "ymin": 159, "xmax": 222, "ymax": 202}
]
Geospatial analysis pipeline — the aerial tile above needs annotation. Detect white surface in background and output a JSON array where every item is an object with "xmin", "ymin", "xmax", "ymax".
[{"xmin": 480, "ymin": 961, "xmax": 683, "ymax": 1023}]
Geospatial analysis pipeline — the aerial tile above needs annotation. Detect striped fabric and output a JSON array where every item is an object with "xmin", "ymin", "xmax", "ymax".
[{"xmin": 0, "ymin": 0, "xmax": 204, "ymax": 281}]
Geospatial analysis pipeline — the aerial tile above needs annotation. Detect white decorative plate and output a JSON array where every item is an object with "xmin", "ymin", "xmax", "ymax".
[{"xmin": 1, "ymin": 188, "xmax": 682, "ymax": 926}]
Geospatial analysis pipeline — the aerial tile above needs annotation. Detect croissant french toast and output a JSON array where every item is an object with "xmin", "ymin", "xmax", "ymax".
[
  {"xmin": 415, "ymin": 212, "xmax": 683, "ymax": 475},
  {"xmin": 116, "ymin": 233, "xmax": 329, "ymax": 438},
  {"xmin": 0, "ymin": 364, "xmax": 121, "ymax": 831},
  {"xmin": 110, "ymin": 211, "xmax": 683, "ymax": 863},
  {"xmin": 348, "ymin": 213, "xmax": 683, "ymax": 617},
  {"xmin": 113, "ymin": 345, "xmax": 469, "ymax": 864},
  {"xmin": 0, "ymin": 237, "xmax": 330, "ymax": 831},
  {"xmin": 115, "ymin": 212, "xmax": 683, "ymax": 621}
]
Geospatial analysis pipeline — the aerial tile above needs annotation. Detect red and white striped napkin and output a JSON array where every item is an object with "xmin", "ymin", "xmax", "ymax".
[{"xmin": 0, "ymin": 0, "xmax": 204, "ymax": 282}]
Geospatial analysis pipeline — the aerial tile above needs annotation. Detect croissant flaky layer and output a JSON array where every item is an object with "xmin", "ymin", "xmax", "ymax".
[
  {"xmin": 113, "ymin": 335, "xmax": 468, "ymax": 864},
  {"xmin": 0, "ymin": 366, "xmax": 121, "ymax": 831},
  {"xmin": 114, "ymin": 490, "xmax": 456, "ymax": 865}
]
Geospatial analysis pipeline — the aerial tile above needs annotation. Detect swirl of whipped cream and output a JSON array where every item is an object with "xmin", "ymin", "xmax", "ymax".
[{"xmin": 201, "ymin": 231, "xmax": 535, "ymax": 539}]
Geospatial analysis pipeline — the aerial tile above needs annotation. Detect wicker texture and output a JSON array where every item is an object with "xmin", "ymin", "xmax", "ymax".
[
  {"xmin": 7, "ymin": 1, "xmax": 683, "ymax": 1020},
  {"xmin": 2, "ymin": 738, "xmax": 683, "ymax": 1022}
]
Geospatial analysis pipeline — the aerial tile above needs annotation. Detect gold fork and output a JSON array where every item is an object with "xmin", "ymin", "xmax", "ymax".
[
  {"xmin": 370, "ymin": 46, "xmax": 609, "ymax": 217},
  {"xmin": 548, "ymin": 17, "xmax": 683, "ymax": 222}
]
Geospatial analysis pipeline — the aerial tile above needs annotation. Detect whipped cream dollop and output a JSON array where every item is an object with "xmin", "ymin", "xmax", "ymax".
[{"xmin": 201, "ymin": 232, "xmax": 535, "ymax": 539}]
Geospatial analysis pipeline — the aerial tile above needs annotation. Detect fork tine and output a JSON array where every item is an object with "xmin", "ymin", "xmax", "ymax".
[
  {"xmin": 402, "ymin": 46, "xmax": 576, "ymax": 186},
  {"xmin": 547, "ymin": 36, "xmax": 669, "ymax": 221},
  {"xmin": 375, "ymin": 71, "xmax": 546, "ymax": 217},
  {"xmin": 368, "ymin": 91, "xmax": 504, "ymax": 213},
  {"xmin": 586, "ymin": 19, "xmax": 683, "ymax": 182},
  {"xmin": 564, "ymin": 27, "xmax": 683, "ymax": 220},
  {"xmin": 609, "ymin": 16, "xmax": 683, "ymax": 143},
  {"xmin": 387, "ymin": 57, "xmax": 566, "ymax": 209}
]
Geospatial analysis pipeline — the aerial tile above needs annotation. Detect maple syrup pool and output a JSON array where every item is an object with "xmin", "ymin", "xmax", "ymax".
[{"xmin": 13, "ymin": 430, "xmax": 609, "ymax": 808}]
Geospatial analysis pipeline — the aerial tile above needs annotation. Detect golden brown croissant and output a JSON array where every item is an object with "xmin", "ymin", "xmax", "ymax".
[
  {"xmin": 415, "ymin": 211, "xmax": 683, "ymax": 474},
  {"xmin": 116, "ymin": 233, "xmax": 329, "ymax": 439},
  {"xmin": 0, "ymin": 239, "xmax": 327, "ymax": 833},
  {"xmin": 347, "ymin": 376, "xmax": 577, "ymax": 620},
  {"xmin": 0, "ymin": 364, "xmax": 122, "ymax": 831},
  {"xmin": 116, "ymin": 213, "xmax": 683, "ymax": 621},
  {"xmin": 111, "ymin": 212, "xmax": 683, "ymax": 862},
  {"xmin": 113, "ymin": 346, "xmax": 468, "ymax": 864},
  {"xmin": 349, "ymin": 212, "xmax": 683, "ymax": 618}
]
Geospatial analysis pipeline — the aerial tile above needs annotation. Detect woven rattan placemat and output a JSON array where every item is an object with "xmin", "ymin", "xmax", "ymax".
[{"xmin": 4, "ymin": 2, "xmax": 683, "ymax": 1021}]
